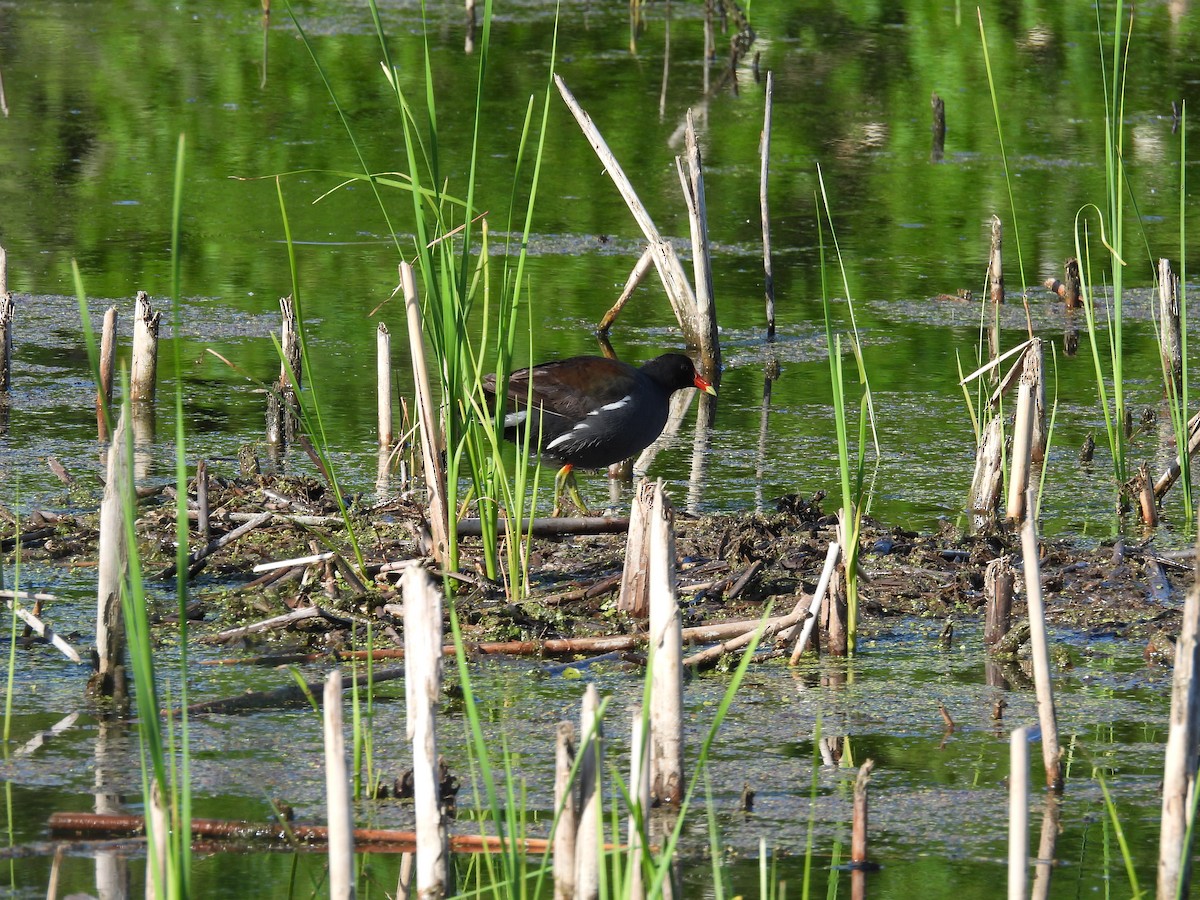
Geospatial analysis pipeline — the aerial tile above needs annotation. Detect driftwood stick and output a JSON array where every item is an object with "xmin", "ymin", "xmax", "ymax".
[
  {"xmin": 457, "ymin": 516, "xmax": 631, "ymax": 537},
  {"xmin": 686, "ymin": 604, "xmax": 806, "ymax": 670},
  {"xmin": 788, "ymin": 541, "xmax": 840, "ymax": 661},
  {"xmin": 202, "ymin": 612, "xmax": 812, "ymax": 666},
  {"xmin": 252, "ymin": 551, "xmax": 335, "ymax": 573},
  {"xmin": 48, "ymin": 811, "xmax": 576, "ymax": 855},
  {"xmin": 159, "ymin": 510, "xmax": 274, "ymax": 580},
  {"xmin": 2, "ymin": 596, "xmax": 83, "ymax": 664},
  {"xmin": 199, "ymin": 606, "xmax": 325, "ymax": 644}
]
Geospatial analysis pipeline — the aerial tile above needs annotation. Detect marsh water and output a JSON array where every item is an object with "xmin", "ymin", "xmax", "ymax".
[{"xmin": 0, "ymin": 0, "xmax": 1197, "ymax": 896}]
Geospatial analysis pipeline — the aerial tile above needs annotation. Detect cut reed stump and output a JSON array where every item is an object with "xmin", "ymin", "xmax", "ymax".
[
  {"xmin": 403, "ymin": 566, "xmax": 449, "ymax": 899},
  {"xmin": 1008, "ymin": 726, "xmax": 1030, "ymax": 900},
  {"xmin": 130, "ymin": 291, "xmax": 160, "ymax": 403},
  {"xmin": 618, "ymin": 480, "xmax": 656, "ymax": 618},
  {"xmin": 1043, "ymin": 257, "xmax": 1082, "ymax": 310},
  {"xmin": 988, "ymin": 215, "xmax": 1004, "ymax": 303},
  {"xmin": 1019, "ymin": 491, "xmax": 1063, "ymax": 792},
  {"xmin": 90, "ymin": 407, "xmax": 131, "ymax": 704},
  {"xmin": 402, "ymin": 262, "xmax": 449, "ymax": 565},
  {"xmin": 575, "ymin": 683, "xmax": 603, "ymax": 900},
  {"xmin": 648, "ymin": 481, "xmax": 684, "ymax": 807},
  {"xmin": 984, "ymin": 557, "xmax": 1015, "ymax": 648},
  {"xmin": 96, "ymin": 305, "xmax": 117, "ymax": 436},
  {"xmin": 0, "ymin": 289, "xmax": 13, "ymax": 393},
  {"xmin": 969, "ymin": 417, "xmax": 1004, "ymax": 531},
  {"xmin": 553, "ymin": 722, "xmax": 577, "ymax": 900},
  {"xmin": 324, "ymin": 670, "xmax": 356, "ymax": 900},
  {"xmin": 1158, "ymin": 257, "xmax": 1183, "ymax": 398},
  {"xmin": 1157, "ymin": 554, "xmax": 1200, "ymax": 899},
  {"xmin": 377, "ymin": 321, "xmax": 392, "ymax": 448},
  {"xmin": 760, "ymin": 71, "xmax": 776, "ymax": 338},
  {"xmin": 930, "ymin": 90, "xmax": 946, "ymax": 162}
]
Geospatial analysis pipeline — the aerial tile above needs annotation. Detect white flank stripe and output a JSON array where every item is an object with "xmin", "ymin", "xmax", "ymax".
[
  {"xmin": 588, "ymin": 395, "xmax": 631, "ymax": 416},
  {"xmin": 504, "ymin": 411, "xmax": 527, "ymax": 428},
  {"xmin": 545, "ymin": 430, "xmax": 578, "ymax": 450}
]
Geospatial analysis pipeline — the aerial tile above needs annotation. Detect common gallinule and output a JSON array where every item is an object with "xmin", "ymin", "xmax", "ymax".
[{"xmin": 483, "ymin": 353, "xmax": 717, "ymax": 512}]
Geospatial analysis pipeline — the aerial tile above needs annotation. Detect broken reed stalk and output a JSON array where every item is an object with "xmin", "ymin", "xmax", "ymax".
[
  {"xmin": 677, "ymin": 111, "xmax": 722, "ymax": 376},
  {"xmin": 760, "ymin": 70, "xmax": 775, "ymax": 338},
  {"xmin": 377, "ymin": 321, "xmax": 392, "ymax": 448},
  {"xmin": 598, "ymin": 246, "xmax": 655, "ymax": 336},
  {"xmin": 1019, "ymin": 490, "xmax": 1063, "ymax": 791},
  {"xmin": 0, "ymin": 289, "xmax": 13, "ymax": 393},
  {"xmin": 1006, "ymin": 362, "xmax": 1036, "ymax": 523},
  {"xmin": 130, "ymin": 291, "xmax": 160, "ymax": 403},
  {"xmin": 553, "ymin": 722, "xmax": 577, "ymax": 900},
  {"xmin": 0, "ymin": 244, "xmax": 6, "ymax": 294},
  {"xmin": 553, "ymin": 75, "xmax": 715, "ymax": 367},
  {"xmin": 1009, "ymin": 725, "xmax": 1030, "ymax": 900},
  {"xmin": 1156, "ymin": 559, "xmax": 1200, "ymax": 899},
  {"xmin": 91, "ymin": 407, "xmax": 130, "ymax": 702},
  {"xmin": 788, "ymin": 540, "xmax": 840, "ymax": 662},
  {"xmin": 1158, "ymin": 257, "xmax": 1183, "ymax": 398},
  {"xmin": 403, "ymin": 565, "xmax": 448, "ymax": 898},
  {"xmin": 648, "ymin": 481, "xmax": 684, "ymax": 807},
  {"xmin": 627, "ymin": 710, "xmax": 650, "ymax": 900},
  {"xmin": 988, "ymin": 215, "xmax": 1004, "ymax": 304},
  {"xmin": 1155, "ymin": 410, "xmax": 1200, "ymax": 500},
  {"xmin": 984, "ymin": 556, "xmax": 1015, "ymax": 648},
  {"xmin": 401, "ymin": 262, "xmax": 449, "ymax": 564},
  {"xmin": 574, "ymin": 683, "xmax": 602, "ymax": 900},
  {"xmin": 96, "ymin": 305, "xmax": 117, "ymax": 433},
  {"xmin": 323, "ymin": 670, "xmax": 356, "ymax": 900}
]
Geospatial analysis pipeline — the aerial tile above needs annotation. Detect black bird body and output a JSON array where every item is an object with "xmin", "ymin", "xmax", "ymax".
[{"xmin": 483, "ymin": 353, "xmax": 715, "ymax": 470}]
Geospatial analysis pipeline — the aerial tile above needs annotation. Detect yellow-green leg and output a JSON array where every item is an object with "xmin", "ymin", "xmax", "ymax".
[{"xmin": 553, "ymin": 464, "xmax": 590, "ymax": 516}]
